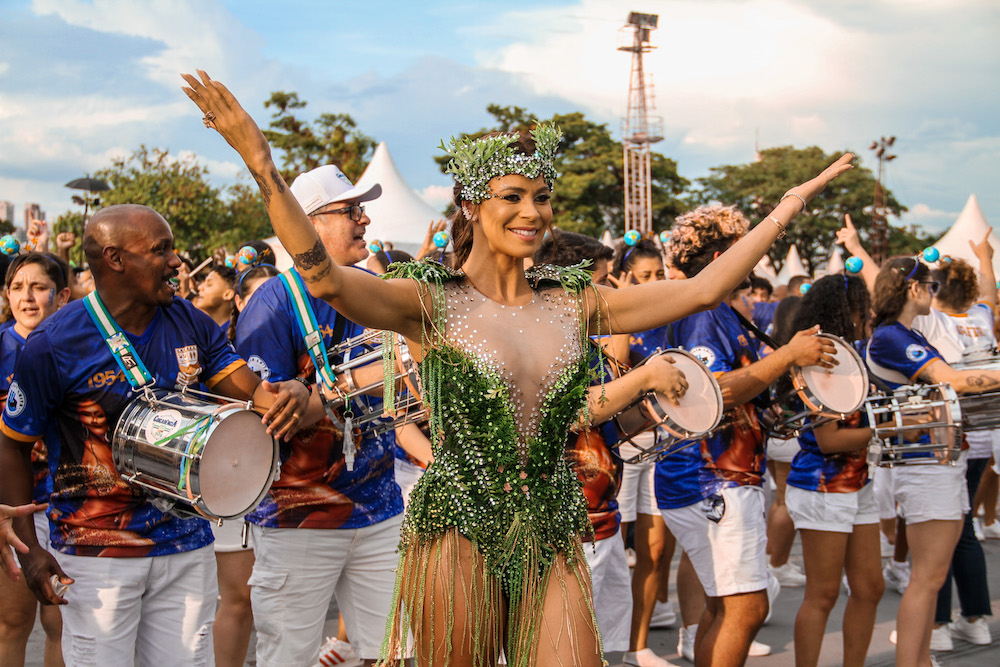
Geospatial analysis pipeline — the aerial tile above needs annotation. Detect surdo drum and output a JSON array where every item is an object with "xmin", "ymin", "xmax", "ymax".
[
  {"xmin": 113, "ymin": 388, "xmax": 279, "ymax": 520},
  {"xmin": 612, "ymin": 348, "xmax": 724, "ymax": 463}
]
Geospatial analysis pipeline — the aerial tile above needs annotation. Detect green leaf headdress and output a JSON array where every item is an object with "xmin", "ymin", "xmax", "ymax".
[{"xmin": 438, "ymin": 122, "xmax": 563, "ymax": 204}]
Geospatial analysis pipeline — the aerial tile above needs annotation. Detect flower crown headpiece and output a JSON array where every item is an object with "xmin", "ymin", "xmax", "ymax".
[{"xmin": 439, "ymin": 122, "xmax": 563, "ymax": 204}]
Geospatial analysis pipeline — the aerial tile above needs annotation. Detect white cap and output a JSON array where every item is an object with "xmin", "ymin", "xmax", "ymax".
[{"xmin": 290, "ymin": 165, "xmax": 382, "ymax": 216}]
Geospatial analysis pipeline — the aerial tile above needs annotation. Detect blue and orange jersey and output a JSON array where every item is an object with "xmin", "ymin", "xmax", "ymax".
[{"xmin": 1, "ymin": 297, "xmax": 244, "ymax": 557}]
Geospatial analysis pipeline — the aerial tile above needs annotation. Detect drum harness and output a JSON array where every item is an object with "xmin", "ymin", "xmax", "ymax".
[{"xmin": 278, "ymin": 269, "xmax": 358, "ymax": 470}]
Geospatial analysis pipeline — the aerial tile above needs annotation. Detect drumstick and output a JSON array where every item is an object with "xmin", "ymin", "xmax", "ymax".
[{"xmin": 189, "ymin": 257, "xmax": 213, "ymax": 278}]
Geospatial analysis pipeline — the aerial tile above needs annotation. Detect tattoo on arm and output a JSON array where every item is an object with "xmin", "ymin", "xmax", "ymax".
[
  {"xmin": 271, "ymin": 169, "xmax": 285, "ymax": 194},
  {"xmin": 300, "ymin": 263, "xmax": 332, "ymax": 283},
  {"xmin": 293, "ymin": 239, "xmax": 329, "ymax": 271},
  {"xmin": 966, "ymin": 374, "xmax": 999, "ymax": 389},
  {"xmin": 250, "ymin": 169, "xmax": 273, "ymax": 207}
]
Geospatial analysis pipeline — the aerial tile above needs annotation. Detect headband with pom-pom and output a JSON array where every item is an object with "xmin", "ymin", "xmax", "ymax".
[
  {"xmin": 224, "ymin": 254, "xmax": 237, "ymax": 269},
  {"xmin": 845, "ymin": 256, "xmax": 863, "ymax": 274},
  {"xmin": 368, "ymin": 240, "xmax": 384, "ymax": 254},
  {"xmin": 237, "ymin": 245, "xmax": 258, "ymax": 266},
  {"xmin": 433, "ymin": 231, "xmax": 449, "ymax": 249},
  {"xmin": 0, "ymin": 235, "xmax": 20, "ymax": 256}
]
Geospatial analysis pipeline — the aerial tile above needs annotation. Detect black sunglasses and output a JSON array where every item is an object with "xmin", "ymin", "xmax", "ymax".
[{"xmin": 316, "ymin": 204, "xmax": 365, "ymax": 222}]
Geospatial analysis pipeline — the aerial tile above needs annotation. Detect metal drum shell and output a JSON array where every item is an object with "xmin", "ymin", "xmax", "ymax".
[
  {"xmin": 864, "ymin": 383, "xmax": 964, "ymax": 468},
  {"xmin": 112, "ymin": 389, "xmax": 279, "ymax": 521}
]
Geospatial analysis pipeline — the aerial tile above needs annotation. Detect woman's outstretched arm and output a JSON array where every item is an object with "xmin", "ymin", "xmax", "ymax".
[
  {"xmin": 181, "ymin": 70, "xmax": 424, "ymax": 340},
  {"xmin": 590, "ymin": 153, "xmax": 855, "ymax": 335}
]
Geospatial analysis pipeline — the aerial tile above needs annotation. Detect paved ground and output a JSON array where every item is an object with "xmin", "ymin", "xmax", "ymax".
[{"xmin": 24, "ymin": 539, "xmax": 1000, "ymax": 666}]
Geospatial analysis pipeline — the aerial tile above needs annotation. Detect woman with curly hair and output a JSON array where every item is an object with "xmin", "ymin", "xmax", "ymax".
[
  {"xmin": 911, "ymin": 235, "xmax": 997, "ymax": 650},
  {"xmin": 182, "ymin": 69, "xmax": 852, "ymax": 666},
  {"xmin": 784, "ymin": 273, "xmax": 884, "ymax": 667},
  {"xmin": 865, "ymin": 254, "xmax": 1000, "ymax": 666}
]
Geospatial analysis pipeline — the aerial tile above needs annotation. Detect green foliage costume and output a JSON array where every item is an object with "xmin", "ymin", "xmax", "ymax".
[{"xmin": 378, "ymin": 260, "xmax": 605, "ymax": 666}]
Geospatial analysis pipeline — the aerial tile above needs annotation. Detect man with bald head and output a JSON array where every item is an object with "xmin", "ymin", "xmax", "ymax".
[{"xmin": 0, "ymin": 204, "xmax": 308, "ymax": 666}]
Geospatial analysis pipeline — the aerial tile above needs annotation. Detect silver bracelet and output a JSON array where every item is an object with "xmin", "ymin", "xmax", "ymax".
[{"xmin": 781, "ymin": 191, "xmax": 808, "ymax": 213}]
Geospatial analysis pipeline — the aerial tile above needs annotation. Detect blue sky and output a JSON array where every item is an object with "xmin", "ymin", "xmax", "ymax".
[{"xmin": 1, "ymin": 0, "xmax": 998, "ymax": 237}]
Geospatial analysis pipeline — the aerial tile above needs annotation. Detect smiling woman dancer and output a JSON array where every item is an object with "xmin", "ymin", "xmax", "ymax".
[{"xmin": 181, "ymin": 70, "xmax": 852, "ymax": 667}]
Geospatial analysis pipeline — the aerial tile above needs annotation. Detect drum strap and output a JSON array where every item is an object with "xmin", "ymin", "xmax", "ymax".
[
  {"xmin": 278, "ymin": 269, "xmax": 340, "ymax": 392},
  {"xmin": 278, "ymin": 269, "xmax": 357, "ymax": 471},
  {"xmin": 83, "ymin": 291, "xmax": 155, "ymax": 390}
]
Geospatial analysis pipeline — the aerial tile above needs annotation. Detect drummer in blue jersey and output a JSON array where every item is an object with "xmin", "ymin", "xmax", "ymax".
[
  {"xmin": 864, "ymin": 256, "xmax": 1000, "ymax": 666},
  {"xmin": 656, "ymin": 204, "xmax": 836, "ymax": 666},
  {"xmin": 0, "ymin": 205, "xmax": 308, "ymax": 667},
  {"xmin": 783, "ymin": 274, "xmax": 884, "ymax": 667},
  {"xmin": 234, "ymin": 164, "xmax": 402, "ymax": 667}
]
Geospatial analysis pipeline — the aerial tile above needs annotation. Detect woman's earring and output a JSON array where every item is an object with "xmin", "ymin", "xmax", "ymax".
[{"xmin": 462, "ymin": 207, "xmax": 474, "ymax": 222}]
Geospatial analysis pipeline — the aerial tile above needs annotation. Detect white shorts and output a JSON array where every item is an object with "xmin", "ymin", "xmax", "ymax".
[
  {"xmin": 893, "ymin": 458, "xmax": 970, "ymax": 524},
  {"xmin": 394, "ymin": 458, "xmax": 426, "ymax": 508},
  {"xmin": 766, "ymin": 435, "xmax": 799, "ymax": 463},
  {"xmin": 618, "ymin": 433, "xmax": 659, "ymax": 521},
  {"xmin": 249, "ymin": 513, "xmax": 404, "ymax": 663},
  {"xmin": 872, "ymin": 466, "xmax": 897, "ymax": 521},
  {"xmin": 660, "ymin": 485, "xmax": 767, "ymax": 598},
  {"xmin": 211, "ymin": 518, "xmax": 252, "ymax": 553},
  {"xmin": 786, "ymin": 483, "xmax": 879, "ymax": 533},
  {"xmin": 55, "ymin": 546, "xmax": 217, "ymax": 666},
  {"xmin": 583, "ymin": 535, "xmax": 631, "ymax": 652}
]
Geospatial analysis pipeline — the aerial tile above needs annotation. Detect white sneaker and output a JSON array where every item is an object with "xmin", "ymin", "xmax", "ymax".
[
  {"xmin": 889, "ymin": 629, "xmax": 897, "ymax": 645},
  {"xmin": 748, "ymin": 640, "xmax": 771, "ymax": 657},
  {"xmin": 982, "ymin": 521, "xmax": 1000, "ymax": 539},
  {"xmin": 315, "ymin": 637, "xmax": 363, "ymax": 667},
  {"xmin": 622, "ymin": 647, "xmax": 681, "ymax": 667},
  {"xmin": 973, "ymin": 517, "xmax": 986, "ymax": 541},
  {"xmin": 842, "ymin": 573, "xmax": 851, "ymax": 596},
  {"xmin": 951, "ymin": 615, "xmax": 992, "ymax": 645},
  {"xmin": 763, "ymin": 571, "xmax": 781, "ymax": 625},
  {"xmin": 883, "ymin": 559, "xmax": 911, "ymax": 595},
  {"xmin": 677, "ymin": 624, "xmax": 696, "ymax": 662},
  {"xmin": 930, "ymin": 624, "xmax": 954, "ymax": 651},
  {"xmin": 880, "ymin": 532, "xmax": 895, "ymax": 557},
  {"xmin": 649, "ymin": 599, "xmax": 677, "ymax": 628},
  {"xmin": 769, "ymin": 562, "xmax": 807, "ymax": 588}
]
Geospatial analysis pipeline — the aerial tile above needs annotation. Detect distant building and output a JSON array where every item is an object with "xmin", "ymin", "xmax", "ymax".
[
  {"xmin": 24, "ymin": 203, "xmax": 45, "ymax": 227},
  {"xmin": 0, "ymin": 201, "xmax": 14, "ymax": 226}
]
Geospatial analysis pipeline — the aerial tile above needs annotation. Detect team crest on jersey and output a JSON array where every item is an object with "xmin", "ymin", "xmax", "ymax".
[
  {"xmin": 174, "ymin": 345, "xmax": 202, "ymax": 388},
  {"xmin": 690, "ymin": 346, "xmax": 716, "ymax": 368},
  {"xmin": 905, "ymin": 344, "xmax": 928, "ymax": 362},
  {"xmin": 247, "ymin": 355, "xmax": 270, "ymax": 381},
  {"xmin": 6, "ymin": 381, "xmax": 25, "ymax": 417}
]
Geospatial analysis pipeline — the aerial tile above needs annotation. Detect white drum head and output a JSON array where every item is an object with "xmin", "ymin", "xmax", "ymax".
[
  {"xmin": 659, "ymin": 350, "xmax": 723, "ymax": 434},
  {"xmin": 199, "ymin": 409, "xmax": 276, "ymax": 518},
  {"xmin": 799, "ymin": 336, "xmax": 867, "ymax": 414}
]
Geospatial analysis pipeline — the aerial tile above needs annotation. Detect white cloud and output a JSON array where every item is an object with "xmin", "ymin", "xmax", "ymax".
[{"xmin": 420, "ymin": 184, "xmax": 452, "ymax": 210}]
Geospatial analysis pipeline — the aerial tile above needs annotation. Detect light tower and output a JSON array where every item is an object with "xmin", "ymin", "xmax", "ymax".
[
  {"xmin": 869, "ymin": 136, "xmax": 897, "ymax": 265},
  {"xmin": 618, "ymin": 11, "xmax": 663, "ymax": 235}
]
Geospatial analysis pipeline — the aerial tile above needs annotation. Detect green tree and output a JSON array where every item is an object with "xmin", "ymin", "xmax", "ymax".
[
  {"xmin": 696, "ymin": 146, "xmax": 909, "ymax": 273},
  {"xmin": 95, "ymin": 146, "xmax": 226, "ymax": 251},
  {"xmin": 436, "ymin": 104, "xmax": 689, "ymax": 237},
  {"xmin": 263, "ymin": 91, "xmax": 376, "ymax": 183}
]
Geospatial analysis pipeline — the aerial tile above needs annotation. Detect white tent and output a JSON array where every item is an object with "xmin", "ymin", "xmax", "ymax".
[
  {"xmin": 823, "ymin": 244, "xmax": 845, "ymax": 277},
  {"xmin": 774, "ymin": 245, "xmax": 809, "ymax": 285},
  {"xmin": 600, "ymin": 230, "xmax": 615, "ymax": 248},
  {"xmin": 355, "ymin": 142, "xmax": 445, "ymax": 248},
  {"xmin": 932, "ymin": 194, "xmax": 998, "ymax": 275},
  {"xmin": 754, "ymin": 254, "xmax": 778, "ymax": 283}
]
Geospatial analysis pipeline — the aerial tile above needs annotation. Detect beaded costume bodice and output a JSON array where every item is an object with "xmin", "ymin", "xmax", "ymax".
[
  {"xmin": 382, "ymin": 260, "xmax": 599, "ymax": 582},
  {"xmin": 441, "ymin": 280, "xmax": 583, "ymax": 456}
]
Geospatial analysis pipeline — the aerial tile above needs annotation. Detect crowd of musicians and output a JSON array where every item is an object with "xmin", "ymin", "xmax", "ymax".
[{"xmin": 1, "ymin": 149, "xmax": 998, "ymax": 667}]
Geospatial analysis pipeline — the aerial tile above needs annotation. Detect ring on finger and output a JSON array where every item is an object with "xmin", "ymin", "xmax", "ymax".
[{"xmin": 202, "ymin": 111, "xmax": 216, "ymax": 127}]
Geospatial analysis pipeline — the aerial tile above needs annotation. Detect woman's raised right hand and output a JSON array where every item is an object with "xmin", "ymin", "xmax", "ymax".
[{"xmin": 181, "ymin": 70, "xmax": 272, "ymax": 167}]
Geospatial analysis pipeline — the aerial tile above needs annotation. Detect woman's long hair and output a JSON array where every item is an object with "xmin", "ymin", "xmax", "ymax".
[
  {"xmin": 791, "ymin": 273, "xmax": 870, "ymax": 342},
  {"xmin": 872, "ymin": 256, "xmax": 931, "ymax": 328}
]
